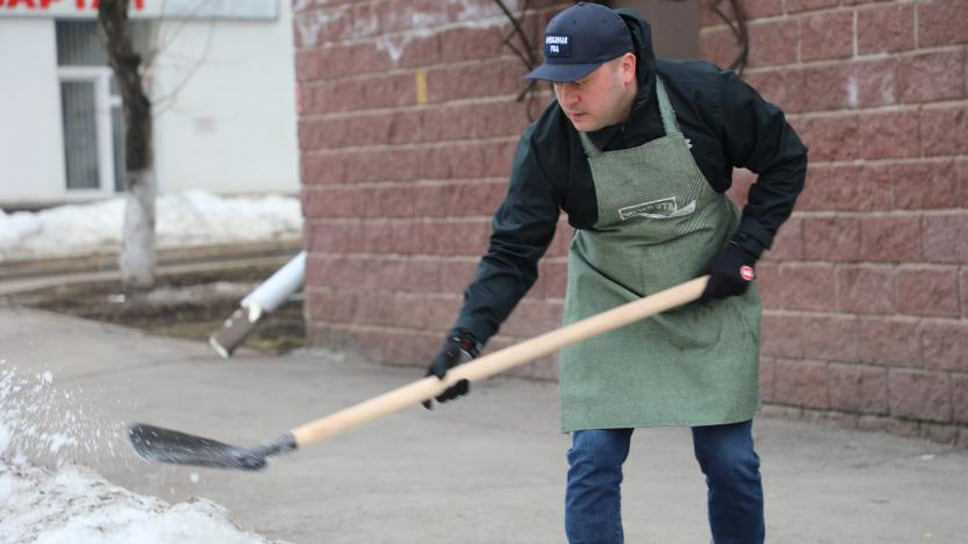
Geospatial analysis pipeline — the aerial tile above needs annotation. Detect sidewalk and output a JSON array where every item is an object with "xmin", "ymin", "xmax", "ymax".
[{"xmin": 1, "ymin": 305, "xmax": 966, "ymax": 544}]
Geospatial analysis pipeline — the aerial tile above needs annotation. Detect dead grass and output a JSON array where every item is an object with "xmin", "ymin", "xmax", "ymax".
[{"xmin": 12, "ymin": 264, "xmax": 306, "ymax": 355}]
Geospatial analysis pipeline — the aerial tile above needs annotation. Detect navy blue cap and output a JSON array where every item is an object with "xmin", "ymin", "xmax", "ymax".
[{"xmin": 524, "ymin": 2, "xmax": 633, "ymax": 83}]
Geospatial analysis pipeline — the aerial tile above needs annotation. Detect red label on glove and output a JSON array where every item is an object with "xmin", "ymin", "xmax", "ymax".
[{"xmin": 740, "ymin": 265, "xmax": 755, "ymax": 281}]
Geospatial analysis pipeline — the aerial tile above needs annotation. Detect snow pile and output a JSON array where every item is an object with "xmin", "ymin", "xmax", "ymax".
[
  {"xmin": 157, "ymin": 191, "xmax": 302, "ymax": 247},
  {"xmin": 0, "ymin": 362, "xmax": 288, "ymax": 544},
  {"xmin": 0, "ymin": 191, "xmax": 302, "ymax": 261},
  {"xmin": 0, "ymin": 461, "xmax": 287, "ymax": 544},
  {"xmin": 0, "ymin": 209, "xmax": 42, "ymax": 249}
]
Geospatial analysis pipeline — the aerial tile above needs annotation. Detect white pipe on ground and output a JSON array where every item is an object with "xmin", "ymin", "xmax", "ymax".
[
  {"xmin": 240, "ymin": 251, "xmax": 306, "ymax": 314},
  {"xmin": 209, "ymin": 251, "xmax": 306, "ymax": 358}
]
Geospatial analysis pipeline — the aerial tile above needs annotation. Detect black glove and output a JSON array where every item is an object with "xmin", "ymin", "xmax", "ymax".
[
  {"xmin": 700, "ymin": 242, "xmax": 757, "ymax": 301},
  {"xmin": 422, "ymin": 331, "xmax": 480, "ymax": 409}
]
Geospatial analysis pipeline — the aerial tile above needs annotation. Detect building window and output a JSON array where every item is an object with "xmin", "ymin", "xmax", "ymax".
[
  {"xmin": 55, "ymin": 20, "xmax": 150, "ymax": 197},
  {"xmin": 59, "ymin": 79, "xmax": 102, "ymax": 191}
]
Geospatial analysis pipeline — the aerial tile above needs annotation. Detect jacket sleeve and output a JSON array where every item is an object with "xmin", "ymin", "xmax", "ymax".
[
  {"xmin": 716, "ymin": 70, "xmax": 808, "ymax": 258},
  {"xmin": 452, "ymin": 127, "xmax": 561, "ymax": 345}
]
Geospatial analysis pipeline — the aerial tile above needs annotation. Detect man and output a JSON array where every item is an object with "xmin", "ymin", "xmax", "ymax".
[{"xmin": 424, "ymin": 3, "xmax": 807, "ymax": 543}]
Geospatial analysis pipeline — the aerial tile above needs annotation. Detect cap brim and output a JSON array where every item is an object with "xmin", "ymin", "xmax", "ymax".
[{"xmin": 523, "ymin": 62, "xmax": 602, "ymax": 83}]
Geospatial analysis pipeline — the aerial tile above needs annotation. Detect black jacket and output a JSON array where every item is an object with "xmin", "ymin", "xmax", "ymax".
[{"xmin": 454, "ymin": 9, "xmax": 808, "ymax": 344}]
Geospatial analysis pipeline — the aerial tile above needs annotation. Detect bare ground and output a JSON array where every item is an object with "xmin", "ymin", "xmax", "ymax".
[{"xmin": 6, "ymin": 263, "xmax": 305, "ymax": 355}]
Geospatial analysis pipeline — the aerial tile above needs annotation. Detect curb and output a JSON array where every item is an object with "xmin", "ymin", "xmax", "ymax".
[{"xmin": 0, "ymin": 238, "xmax": 303, "ymax": 281}]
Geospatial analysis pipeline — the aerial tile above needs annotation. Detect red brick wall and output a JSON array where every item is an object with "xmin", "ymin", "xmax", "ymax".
[
  {"xmin": 700, "ymin": 0, "xmax": 968, "ymax": 445},
  {"xmin": 296, "ymin": 0, "xmax": 573, "ymax": 379}
]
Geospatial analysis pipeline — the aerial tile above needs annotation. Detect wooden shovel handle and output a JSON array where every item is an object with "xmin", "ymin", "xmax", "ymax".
[{"xmin": 290, "ymin": 275, "xmax": 709, "ymax": 447}]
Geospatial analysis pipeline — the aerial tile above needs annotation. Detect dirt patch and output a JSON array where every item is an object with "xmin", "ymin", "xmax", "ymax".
[{"xmin": 9, "ymin": 263, "xmax": 305, "ymax": 355}]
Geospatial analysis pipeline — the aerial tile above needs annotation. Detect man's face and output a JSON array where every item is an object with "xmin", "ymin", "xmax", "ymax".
[{"xmin": 552, "ymin": 54, "xmax": 637, "ymax": 132}]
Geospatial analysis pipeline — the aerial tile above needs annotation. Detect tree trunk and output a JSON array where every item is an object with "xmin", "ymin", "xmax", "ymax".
[
  {"xmin": 119, "ymin": 170, "xmax": 156, "ymax": 288},
  {"xmin": 98, "ymin": 0, "xmax": 156, "ymax": 290}
]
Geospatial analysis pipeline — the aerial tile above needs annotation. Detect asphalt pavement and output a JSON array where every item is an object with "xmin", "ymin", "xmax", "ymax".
[{"xmin": 1, "ymin": 305, "xmax": 966, "ymax": 544}]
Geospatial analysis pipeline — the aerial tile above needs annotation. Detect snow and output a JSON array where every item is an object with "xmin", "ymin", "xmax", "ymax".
[
  {"xmin": 0, "ymin": 191, "xmax": 302, "ymax": 261},
  {"xmin": 0, "ymin": 364, "xmax": 121, "ymax": 465},
  {"xmin": 0, "ymin": 462, "xmax": 286, "ymax": 544},
  {"xmin": 0, "ymin": 423, "xmax": 10, "ymax": 455},
  {"xmin": 0, "ymin": 192, "xmax": 303, "ymax": 541},
  {"xmin": 0, "ymin": 363, "xmax": 289, "ymax": 544}
]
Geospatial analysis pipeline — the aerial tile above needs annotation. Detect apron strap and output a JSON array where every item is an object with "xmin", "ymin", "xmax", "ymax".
[
  {"xmin": 654, "ymin": 77, "xmax": 680, "ymax": 136},
  {"xmin": 578, "ymin": 131, "xmax": 602, "ymax": 158}
]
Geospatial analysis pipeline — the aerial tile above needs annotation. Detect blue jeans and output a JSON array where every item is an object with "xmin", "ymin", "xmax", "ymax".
[{"xmin": 565, "ymin": 420, "xmax": 764, "ymax": 544}]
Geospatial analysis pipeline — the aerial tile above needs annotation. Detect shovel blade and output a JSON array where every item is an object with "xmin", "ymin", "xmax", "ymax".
[{"xmin": 129, "ymin": 424, "xmax": 270, "ymax": 471}]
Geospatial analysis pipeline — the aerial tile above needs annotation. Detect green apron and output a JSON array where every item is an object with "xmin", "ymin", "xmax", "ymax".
[{"xmin": 560, "ymin": 78, "xmax": 762, "ymax": 432}]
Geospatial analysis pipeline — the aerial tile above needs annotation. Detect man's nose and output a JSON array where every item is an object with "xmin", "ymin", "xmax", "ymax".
[{"xmin": 558, "ymin": 84, "xmax": 579, "ymax": 105}]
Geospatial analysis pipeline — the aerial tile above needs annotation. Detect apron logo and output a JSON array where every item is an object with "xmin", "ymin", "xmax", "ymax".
[{"xmin": 618, "ymin": 197, "xmax": 697, "ymax": 221}]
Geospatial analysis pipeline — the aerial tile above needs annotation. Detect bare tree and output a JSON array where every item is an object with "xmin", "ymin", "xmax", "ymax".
[{"xmin": 98, "ymin": 0, "xmax": 156, "ymax": 289}]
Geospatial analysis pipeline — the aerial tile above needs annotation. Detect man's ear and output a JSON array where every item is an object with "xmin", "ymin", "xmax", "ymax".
[{"xmin": 621, "ymin": 53, "xmax": 637, "ymax": 85}]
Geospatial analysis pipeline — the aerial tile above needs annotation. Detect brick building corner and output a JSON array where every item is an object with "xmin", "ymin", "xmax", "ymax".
[{"xmin": 295, "ymin": 0, "xmax": 968, "ymax": 446}]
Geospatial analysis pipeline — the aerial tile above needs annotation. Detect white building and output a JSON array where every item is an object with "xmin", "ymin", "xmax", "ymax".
[{"xmin": 0, "ymin": 0, "xmax": 299, "ymax": 209}]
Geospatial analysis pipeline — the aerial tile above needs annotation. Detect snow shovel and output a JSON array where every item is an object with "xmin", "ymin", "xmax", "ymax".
[{"xmin": 129, "ymin": 275, "xmax": 709, "ymax": 471}]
